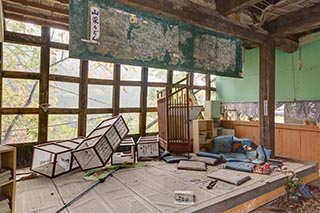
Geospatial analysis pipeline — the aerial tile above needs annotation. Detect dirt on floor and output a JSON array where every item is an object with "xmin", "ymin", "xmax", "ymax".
[{"xmin": 253, "ymin": 178, "xmax": 320, "ymax": 213}]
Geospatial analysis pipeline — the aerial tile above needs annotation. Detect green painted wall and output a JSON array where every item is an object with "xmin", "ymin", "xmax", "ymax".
[{"xmin": 217, "ymin": 39, "xmax": 320, "ymax": 102}]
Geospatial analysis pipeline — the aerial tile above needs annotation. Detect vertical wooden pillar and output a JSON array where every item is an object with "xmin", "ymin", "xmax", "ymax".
[
  {"xmin": 38, "ymin": 27, "xmax": 50, "ymax": 143},
  {"xmin": 259, "ymin": 38, "xmax": 275, "ymax": 155},
  {"xmin": 113, "ymin": 64, "xmax": 121, "ymax": 116},
  {"xmin": 78, "ymin": 60, "xmax": 88, "ymax": 136},
  {"xmin": 0, "ymin": 43, "xmax": 3, "ymax": 144},
  {"xmin": 140, "ymin": 67, "xmax": 148, "ymax": 135},
  {"xmin": 167, "ymin": 70, "xmax": 173, "ymax": 86},
  {"xmin": 205, "ymin": 74, "xmax": 211, "ymax": 100}
]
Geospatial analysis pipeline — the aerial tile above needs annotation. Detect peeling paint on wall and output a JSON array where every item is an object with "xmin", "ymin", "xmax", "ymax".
[{"xmin": 70, "ymin": 0, "xmax": 242, "ymax": 77}]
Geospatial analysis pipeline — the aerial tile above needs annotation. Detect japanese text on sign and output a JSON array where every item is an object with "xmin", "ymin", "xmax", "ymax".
[{"xmin": 90, "ymin": 6, "xmax": 100, "ymax": 42}]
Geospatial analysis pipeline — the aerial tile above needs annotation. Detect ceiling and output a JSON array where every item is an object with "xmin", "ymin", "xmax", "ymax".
[{"xmin": 2, "ymin": 0, "xmax": 320, "ymax": 52}]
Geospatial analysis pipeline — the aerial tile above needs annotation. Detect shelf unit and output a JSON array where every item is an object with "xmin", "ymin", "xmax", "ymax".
[
  {"xmin": 192, "ymin": 120, "xmax": 214, "ymax": 153},
  {"xmin": 0, "ymin": 145, "xmax": 16, "ymax": 213}
]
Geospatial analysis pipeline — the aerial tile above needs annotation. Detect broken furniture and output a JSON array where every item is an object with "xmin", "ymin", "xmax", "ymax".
[
  {"xmin": 31, "ymin": 137, "xmax": 84, "ymax": 177},
  {"xmin": 0, "ymin": 145, "xmax": 16, "ymax": 212},
  {"xmin": 72, "ymin": 115, "xmax": 129, "ymax": 170},
  {"xmin": 137, "ymin": 135, "xmax": 160, "ymax": 161},
  {"xmin": 111, "ymin": 137, "xmax": 135, "ymax": 165},
  {"xmin": 157, "ymin": 75, "xmax": 202, "ymax": 153},
  {"xmin": 192, "ymin": 119, "xmax": 214, "ymax": 152}
]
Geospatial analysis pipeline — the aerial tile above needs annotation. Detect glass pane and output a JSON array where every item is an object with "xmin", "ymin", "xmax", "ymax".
[
  {"xmin": 194, "ymin": 73, "xmax": 206, "ymax": 86},
  {"xmin": 192, "ymin": 89, "xmax": 206, "ymax": 106},
  {"xmin": 88, "ymin": 85, "xmax": 113, "ymax": 108},
  {"xmin": 173, "ymin": 71, "xmax": 187, "ymax": 83},
  {"xmin": 3, "ymin": 43, "xmax": 40, "ymax": 72},
  {"xmin": 2, "ymin": 79, "xmax": 39, "ymax": 108},
  {"xmin": 88, "ymin": 61, "xmax": 113, "ymax": 79},
  {"xmin": 86, "ymin": 114, "xmax": 112, "ymax": 135},
  {"xmin": 122, "ymin": 113, "xmax": 139, "ymax": 134},
  {"xmin": 121, "ymin": 65, "xmax": 141, "ymax": 81},
  {"xmin": 120, "ymin": 86, "xmax": 140, "ymax": 107},
  {"xmin": 148, "ymin": 68, "xmax": 167, "ymax": 83},
  {"xmin": 49, "ymin": 81, "xmax": 79, "ymax": 108},
  {"xmin": 50, "ymin": 49, "xmax": 80, "ymax": 77},
  {"xmin": 48, "ymin": 115, "xmax": 78, "ymax": 141},
  {"xmin": 147, "ymin": 87, "xmax": 163, "ymax": 107},
  {"xmin": 2, "ymin": 114, "xmax": 38, "ymax": 144},
  {"xmin": 50, "ymin": 28, "xmax": 69, "ymax": 44},
  {"xmin": 210, "ymin": 75, "xmax": 216, "ymax": 88},
  {"xmin": 146, "ymin": 112, "xmax": 158, "ymax": 133},
  {"xmin": 5, "ymin": 18, "xmax": 41, "ymax": 36}
]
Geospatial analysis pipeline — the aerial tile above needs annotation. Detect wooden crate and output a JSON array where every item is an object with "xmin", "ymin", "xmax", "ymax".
[
  {"xmin": 137, "ymin": 135, "xmax": 160, "ymax": 161},
  {"xmin": 31, "ymin": 137, "xmax": 83, "ymax": 178},
  {"xmin": 111, "ymin": 137, "xmax": 135, "ymax": 165},
  {"xmin": 72, "ymin": 115, "xmax": 129, "ymax": 170}
]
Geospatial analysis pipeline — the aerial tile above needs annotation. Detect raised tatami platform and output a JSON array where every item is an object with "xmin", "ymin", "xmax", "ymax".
[{"xmin": 16, "ymin": 159, "xmax": 318, "ymax": 213}]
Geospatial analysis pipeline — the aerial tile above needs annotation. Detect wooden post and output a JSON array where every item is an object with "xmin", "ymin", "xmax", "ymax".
[
  {"xmin": 0, "ymin": 42, "xmax": 3, "ymax": 144},
  {"xmin": 78, "ymin": 60, "xmax": 88, "ymax": 136},
  {"xmin": 38, "ymin": 27, "xmax": 50, "ymax": 143},
  {"xmin": 205, "ymin": 74, "xmax": 211, "ymax": 100},
  {"xmin": 167, "ymin": 70, "xmax": 173, "ymax": 86},
  {"xmin": 140, "ymin": 67, "xmax": 148, "ymax": 135},
  {"xmin": 259, "ymin": 38, "xmax": 275, "ymax": 156},
  {"xmin": 113, "ymin": 64, "xmax": 121, "ymax": 116}
]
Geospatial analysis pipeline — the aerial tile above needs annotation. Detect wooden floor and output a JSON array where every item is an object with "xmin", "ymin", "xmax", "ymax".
[{"xmin": 16, "ymin": 159, "xmax": 318, "ymax": 213}]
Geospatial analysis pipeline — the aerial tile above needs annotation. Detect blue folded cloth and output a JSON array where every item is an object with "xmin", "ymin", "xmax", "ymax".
[
  {"xmin": 220, "ymin": 153, "xmax": 251, "ymax": 163},
  {"xmin": 223, "ymin": 161, "xmax": 255, "ymax": 173},
  {"xmin": 196, "ymin": 152, "xmax": 221, "ymax": 159},
  {"xmin": 163, "ymin": 155, "xmax": 189, "ymax": 163}
]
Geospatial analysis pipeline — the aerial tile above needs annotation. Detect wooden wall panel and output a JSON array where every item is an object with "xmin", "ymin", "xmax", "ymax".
[
  {"xmin": 275, "ymin": 128, "xmax": 301, "ymax": 159},
  {"xmin": 300, "ymin": 131, "xmax": 320, "ymax": 163},
  {"xmin": 234, "ymin": 125, "xmax": 259, "ymax": 145}
]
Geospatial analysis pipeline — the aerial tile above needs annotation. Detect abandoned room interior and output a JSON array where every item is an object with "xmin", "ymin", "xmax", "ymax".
[{"xmin": 0, "ymin": 0, "xmax": 320, "ymax": 212}]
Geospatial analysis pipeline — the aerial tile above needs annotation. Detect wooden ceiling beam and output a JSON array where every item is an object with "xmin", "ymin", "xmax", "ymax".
[
  {"xmin": 4, "ymin": 13, "xmax": 68, "ymax": 31},
  {"xmin": 2, "ymin": 0, "xmax": 69, "ymax": 15},
  {"xmin": 51, "ymin": 0, "xmax": 69, "ymax": 4},
  {"xmin": 3, "ymin": 5, "xmax": 68, "ymax": 25},
  {"xmin": 215, "ymin": 0, "xmax": 263, "ymax": 15},
  {"xmin": 112, "ymin": 0, "xmax": 268, "ymax": 43},
  {"xmin": 264, "ymin": 3, "xmax": 320, "ymax": 37}
]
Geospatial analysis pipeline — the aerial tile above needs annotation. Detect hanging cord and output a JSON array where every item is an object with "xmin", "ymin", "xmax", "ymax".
[{"xmin": 54, "ymin": 167, "xmax": 120, "ymax": 213}]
